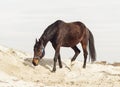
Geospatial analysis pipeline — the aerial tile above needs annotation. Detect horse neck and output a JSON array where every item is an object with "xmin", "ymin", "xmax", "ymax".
[{"xmin": 40, "ymin": 21, "xmax": 59, "ymax": 47}]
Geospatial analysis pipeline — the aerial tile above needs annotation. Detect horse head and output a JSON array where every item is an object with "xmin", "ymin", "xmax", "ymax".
[{"xmin": 32, "ymin": 39, "xmax": 45, "ymax": 66}]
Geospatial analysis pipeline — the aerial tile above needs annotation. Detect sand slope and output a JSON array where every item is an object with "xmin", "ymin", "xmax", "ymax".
[{"xmin": 0, "ymin": 45, "xmax": 120, "ymax": 87}]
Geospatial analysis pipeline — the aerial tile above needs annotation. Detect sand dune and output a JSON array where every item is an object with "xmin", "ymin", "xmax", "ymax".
[{"xmin": 0, "ymin": 45, "xmax": 120, "ymax": 87}]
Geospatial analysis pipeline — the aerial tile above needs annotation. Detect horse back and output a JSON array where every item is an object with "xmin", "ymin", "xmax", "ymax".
[{"xmin": 52, "ymin": 21, "xmax": 86, "ymax": 47}]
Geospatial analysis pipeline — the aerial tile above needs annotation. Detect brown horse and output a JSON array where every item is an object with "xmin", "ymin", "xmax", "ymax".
[{"xmin": 32, "ymin": 20, "xmax": 96, "ymax": 72}]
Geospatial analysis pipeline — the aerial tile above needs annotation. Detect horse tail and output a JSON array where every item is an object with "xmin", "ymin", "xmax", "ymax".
[{"xmin": 88, "ymin": 30, "xmax": 96, "ymax": 62}]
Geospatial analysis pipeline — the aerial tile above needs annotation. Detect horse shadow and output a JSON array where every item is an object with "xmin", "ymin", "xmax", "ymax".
[
  {"xmin": 23, "ymin": 58, "xmax": 67, "ymax": 71},
  {"xmin": 23, "ymin": 58, "xmax": 34, "ymax": 68},
  {"xmin": 23, "ymin": 58, "xmax": 54, "ymax": 71}
]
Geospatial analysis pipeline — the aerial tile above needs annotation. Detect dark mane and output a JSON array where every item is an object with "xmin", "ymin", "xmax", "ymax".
[{"xmin": 40, "ymin": 20, "xmax": 63, "ymax": 43}]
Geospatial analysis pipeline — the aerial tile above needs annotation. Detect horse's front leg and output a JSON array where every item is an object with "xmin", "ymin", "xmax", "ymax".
[
  {"xmin": 52, "ymin": 47, "xmax": 60, "ymax": 72},
  {"xmin": 58, "ymin": 54, "xmax": 62, "ymax": 68}
]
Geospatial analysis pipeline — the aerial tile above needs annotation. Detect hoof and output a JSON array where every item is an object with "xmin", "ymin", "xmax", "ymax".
[
  {"xmin": 59, "ymin": 65, "xmax": 63, "ymax": 68},
  {"xmin": 51, "ymin": 70, "xmax": 56, "ymax": 73},
  {"xmin": 51, "ymin": 68, "xmax": 56, "ymax": 72},
  {"xmin": 71, "ymin": 61, "xmax": 75, "ymax": 67},
  {"xmin": 83, "ymin": 66, "xmax": 86, "ymax": 68}
]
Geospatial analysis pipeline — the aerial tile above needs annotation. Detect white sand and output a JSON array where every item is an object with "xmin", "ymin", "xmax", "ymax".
[{"xmin": 0, "ymin": 45, "xmax": 120, "ymax": 87}]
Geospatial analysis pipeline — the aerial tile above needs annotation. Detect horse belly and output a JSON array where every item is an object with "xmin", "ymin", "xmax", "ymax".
[
  {"xmin": 62, "ymin": 36, "xmax": 81, "ymax": 47},
  {"xmin": 59, "ymin": 24, "xmax": 83, "ymax": 47}
]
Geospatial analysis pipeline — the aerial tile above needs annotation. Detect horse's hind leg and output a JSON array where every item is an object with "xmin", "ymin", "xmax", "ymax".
[
  {"xmin": 71, "ymin": 46, "xmax": 80, "ymax": 62},
  {"xmin": 81, "ymin": 42, "xmax": 88, "ymax": 68}
]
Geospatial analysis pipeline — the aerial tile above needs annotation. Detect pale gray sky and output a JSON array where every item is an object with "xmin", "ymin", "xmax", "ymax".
[{"xmin": 0, "ymin": 0, "xmax": 120, "ymax": 62}]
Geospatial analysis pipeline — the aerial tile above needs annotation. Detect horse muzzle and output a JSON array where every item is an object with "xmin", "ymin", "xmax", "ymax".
[{"xmin": 32, "ymin": 57, "xmax": 40, "ymax": 66}]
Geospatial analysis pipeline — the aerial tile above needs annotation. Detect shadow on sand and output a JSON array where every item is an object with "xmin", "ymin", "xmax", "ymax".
[
  {"xmin": 23, "ymin": 58, "xmax": 68, "ymax": 71},
  {"xmin": 23, "ymin": 58, "xmax": 56, "ymax": 71}
]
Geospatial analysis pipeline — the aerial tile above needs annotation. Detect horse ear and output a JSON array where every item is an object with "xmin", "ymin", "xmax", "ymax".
[{"xmin": 35, "ymin": 38, "xmax": 38, "ymax": 43}]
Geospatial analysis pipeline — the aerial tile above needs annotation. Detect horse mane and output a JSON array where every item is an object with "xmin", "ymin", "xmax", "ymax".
[
  {"xmin": 39, "ymin": 20, "xmax": 63, "ymax": 45},
  {"xmin": 43, "ymin": 20, "xmax": 62, "ymax": 36}
]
